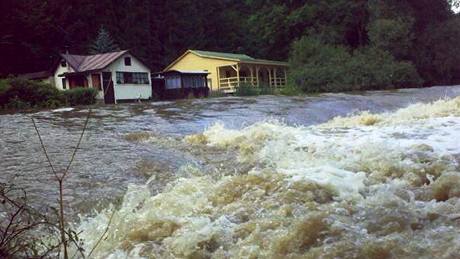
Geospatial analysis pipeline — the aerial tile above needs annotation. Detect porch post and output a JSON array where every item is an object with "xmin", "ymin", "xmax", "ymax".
[
  {"xmin": 268, "ymin": 67, "xmax": 272, "ymax": 87},
  {"xmin": 236, "ymin": 63, "xmax": 240, "ymax": 87},
  {"xmin": 284, "ymin": 68, "xmax": 288, "ymax": 86},
  {"xmin": 217, "ymin": 67, "xmax": 221, "ymax": 91},
  {"xmin": 256, "ymin": 66, "xmax": 260, "ymax": 86},
  {"xmin": 250, "ymin": 66, "xmax": 254, "ymax": 86},
  {"xmin": 274, "ymin": 67, "xmax": 277, "ymax": 87}
]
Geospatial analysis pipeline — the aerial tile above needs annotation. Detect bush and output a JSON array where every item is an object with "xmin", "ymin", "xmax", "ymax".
[
  {"xmin": 0, "ymin": 79, "xmax": 99, "ymax": 110},
  {"xmin": 234, "ymin": 83, "xmax": 260, "ymax": 96},
  {"xmin": 279, "ymin": 84, "xmax": 303, "ymax": 96},
  {"xmin": 0, "ymin": 78, "xmax": 64, "ymax": 109},
  {"xmin": 258, "ymin": 83, "xmax": 276, "ymax": 95},
  {"xmin": 288, "ymin": 37, "xmax": 423, "ymax": 93},
  {"xmin": 63, "ymin": 87, "xmax": 98, "ymax": 106},
  {"xmin": 0, "ymin": 79, "xmax": 9, "ymax": 94}
]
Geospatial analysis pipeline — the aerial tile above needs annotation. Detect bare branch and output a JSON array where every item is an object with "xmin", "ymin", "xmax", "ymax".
[
  {"xmin": 62, "ymin": 109, "xmax": 92, "ymax": 180},
  {"xmin": 31, "ymin": 118, "xmax": 59, "ymax": 179},
  {"xmin": 86, "ymin": 209, "xmax": 116, "ymax": 258}
]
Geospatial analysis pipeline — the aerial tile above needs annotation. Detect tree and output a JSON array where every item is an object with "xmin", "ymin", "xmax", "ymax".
[
  {"xmin": 89, "ymin": 26, "xmax": 119, "ymax": 54},
  {"xmin": 288, "ymin": 37, "xmax": 422, "ymax": 93},
  {"xmin": 368, "ymin": 18, "xmax": 414, "ymax": 59}
]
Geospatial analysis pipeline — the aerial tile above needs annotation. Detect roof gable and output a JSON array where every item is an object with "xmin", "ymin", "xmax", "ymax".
[{"xmin": 164, "ymin": 49, "xmax": 288, "ymax": 71}]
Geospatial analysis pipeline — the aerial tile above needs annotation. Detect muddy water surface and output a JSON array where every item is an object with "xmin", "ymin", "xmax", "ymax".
[{"xmin": 1, "ymin": 86, "xmax": 460, "ymax": 258}]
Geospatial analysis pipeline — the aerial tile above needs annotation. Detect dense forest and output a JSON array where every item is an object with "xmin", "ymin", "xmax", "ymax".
[{"xmin": 1, "ymin": 0, "xmax": 459, "ymax": 91}]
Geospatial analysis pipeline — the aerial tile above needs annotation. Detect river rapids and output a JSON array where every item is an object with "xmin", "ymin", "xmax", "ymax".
[{"xmin": 74, "ymin": 96, "xmax": 460, "ymax": 258}]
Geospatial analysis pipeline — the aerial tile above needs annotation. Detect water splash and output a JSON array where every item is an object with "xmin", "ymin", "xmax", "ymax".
[{"xmin": 77, "ymin": 97, "xmax": 460, "ymax": 258}]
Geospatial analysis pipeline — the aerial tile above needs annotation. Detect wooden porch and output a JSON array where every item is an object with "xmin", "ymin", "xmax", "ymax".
[{"xmin": 218, "ymin": 63, "xmax": 288, "ymax": 93}]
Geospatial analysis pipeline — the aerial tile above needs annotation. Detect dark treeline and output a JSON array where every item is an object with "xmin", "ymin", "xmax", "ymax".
[{"xmin": 1, "ymin": 0, "xmax": 459, "ymax": 90}]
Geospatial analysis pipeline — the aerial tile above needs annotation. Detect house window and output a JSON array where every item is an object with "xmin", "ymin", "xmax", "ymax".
[
  {"xmin": 124, "ymin": 57, "xmax": 131, "ymax": 66},
  {"xmin": 165, "ymin": 75, "xmax": 181, "ymax": 89},
  {"xmin": 61, "ymin": 61, "xmax": 67, "ymax": 67},
  {"xmin": 62, "ymin": 78, "xmax": 67, "ymax": 89},
  {"xmin": 116, "ymin": 72, "xmax": 149, "ymax": 84}
]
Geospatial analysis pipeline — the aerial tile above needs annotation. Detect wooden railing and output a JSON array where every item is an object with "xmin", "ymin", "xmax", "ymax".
[
  {"xmin": 219, "ymin": 77, "xmax": 257, "ymax": 93},
  {"xmin": 271, "ymin": 77, "xmax": 286, "ymax": 88},
  {"xmin": 219, "ymin": 76, "xmax": 287, "ymax": 93}
]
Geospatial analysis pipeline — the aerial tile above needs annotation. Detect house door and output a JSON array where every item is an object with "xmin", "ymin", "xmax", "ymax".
[
  {"xmin": 91, "ymin": 74, "xmax": 101, "ymax": 91},
  {"xmin": 102, "ymin": 72, "xmax": 115, "ymax": 104}
]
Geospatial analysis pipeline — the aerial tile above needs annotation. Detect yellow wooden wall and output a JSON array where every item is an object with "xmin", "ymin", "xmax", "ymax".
[{"xmin": 167, "ymin": 52, "xmax": 237, "ymax": 91}]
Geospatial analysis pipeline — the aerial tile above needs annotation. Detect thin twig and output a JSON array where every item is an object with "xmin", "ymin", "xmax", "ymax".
[
  {"xmin": 31, "ymin": 118, "xmax": 58, "ymax": 178},
  {"xmin": 62, "ymin": 109, "xmax": 92, "ymax": 180},
  {"xmin": 86, "ymin": 209, "xmax": 116, "ymax": 258}
]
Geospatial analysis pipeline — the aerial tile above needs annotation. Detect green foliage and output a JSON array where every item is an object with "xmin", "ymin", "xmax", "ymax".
[
  {"xmin": 0, "ymin": 79, "xmax": 10, "ymax": 94},
  {"xmin": 413, "ymin": 17, "xmax": 460, "ymax": 85},
  {"xmin": 279, "ymin": 84, "xmax": 303, "ymax": 96},
  {"xmin": 234, "ymin": 83, "xmax": 260, "ymax": 96},
  {"xmin": 368, "ymin": 18, "xmax": 414, "ymax": 59},
  {"xmin": 63, "ymin": 87, "xmax": 98, "ymax": 106},
  {"xmin": 289, "ymin": 37, "xmax": 423, "ymax": 93},
  {"xmin": 1, "ymin": 0, "xmax": 459, "ymax": 87},
  {"xmin": 258, "ymin": 84, "xmax": 276, "ymax": 95},
  {"xmin": 89, "ymin": 26, "xmax": 120, "ymax": 54},
  {"xmin": 0, "ymin": 79, "xmax": 98, "ymax": 110},
  {"xmin": 0, "ymin": 78, "xmax": 63, "ymax": 109},
  {"xmin": 234, "ymin": 83, "xmax": 277, "ymax": 96}
]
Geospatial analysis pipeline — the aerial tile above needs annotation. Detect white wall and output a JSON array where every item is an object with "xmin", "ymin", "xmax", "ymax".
[
  {"xmin": 53, "ymin": 60, "xmax": 74, "ymax": 90},
  {"xmin": 107, "ymin": 53, "xmax": 152, "ymax": 101}
]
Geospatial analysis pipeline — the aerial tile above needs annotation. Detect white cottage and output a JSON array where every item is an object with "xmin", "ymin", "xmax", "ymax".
[{"xmin": 53, "ymin": 50, "xmax": 152, "ymax": 104}]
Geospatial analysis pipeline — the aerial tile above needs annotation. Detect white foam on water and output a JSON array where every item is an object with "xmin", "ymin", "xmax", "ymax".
[
  {"xmin": 76, "ymin": 96, "xmax": 460, "ymax": 258},
  {"xmin": 51, "ymin": 107, "xmax": 74, "ymax": 112}
]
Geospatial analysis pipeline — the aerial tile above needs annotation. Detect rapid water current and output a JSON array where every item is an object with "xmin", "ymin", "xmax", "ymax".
[{"xmin": 1, "ymin": 86, "xmax": 460, "ymax": 258}]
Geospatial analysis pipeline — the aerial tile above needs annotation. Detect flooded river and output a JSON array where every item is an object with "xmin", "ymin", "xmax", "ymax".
[{"xmin": 1, "ymin": 86, "xmax": 460, "ymax": 258}]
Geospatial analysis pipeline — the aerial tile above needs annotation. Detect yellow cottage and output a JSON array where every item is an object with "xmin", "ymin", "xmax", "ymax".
[{"xmin": 163, "ymin": 50, "xmax": 289, "ymax": 93}]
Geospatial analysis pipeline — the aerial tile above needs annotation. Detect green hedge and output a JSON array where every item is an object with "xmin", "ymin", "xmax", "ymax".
[{"xmin": 0, "ymin": 78, "xmax": 98, "ymax": 110}]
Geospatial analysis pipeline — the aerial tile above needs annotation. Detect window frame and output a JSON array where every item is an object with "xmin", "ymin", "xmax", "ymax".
[
  {"xmin": 62, "ymin": 78, "xmax": 67, "ymax": 89},
  {"xmin": 124, "ymin": 57, "xmax": 132, "ymax": 66},
  {"xmin": 116, "ymin": 72, "xmax": 150, "ymax": 85}
]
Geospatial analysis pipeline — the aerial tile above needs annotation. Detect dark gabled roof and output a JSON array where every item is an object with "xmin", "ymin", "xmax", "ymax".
[
  {"xmin": 60, "ymin": 50, "xmax": 129, "ymax": 72},
  {"xmin": 165, "ymin": 70, "xmax": 209, "ymax": 74},
  {"xmin": 18, "ymin": 70, "xmax": 52, "ymax": 80}
]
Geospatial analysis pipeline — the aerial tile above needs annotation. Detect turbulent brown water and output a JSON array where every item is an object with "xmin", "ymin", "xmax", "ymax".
[{"xmin": 1, "ymin": 86, "xmax": 460, "ymax": 258}]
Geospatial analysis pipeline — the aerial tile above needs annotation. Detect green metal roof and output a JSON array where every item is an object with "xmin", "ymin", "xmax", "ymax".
[
  {"xmin": 190, "ymin": 50, "xmax": 254, "ymax": 61},
  {"xmin": 190, "ymin": 50, "xmax": 288, "ymax": 66}
]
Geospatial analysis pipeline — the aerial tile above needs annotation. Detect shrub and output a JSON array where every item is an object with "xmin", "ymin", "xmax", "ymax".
[
  {"xmin": 0, "ymin": 79, "xmax": 9, "ymax": 94},
  {"xmin": 234, "ymin": 83, "xmax": 260, "ymax": 96},
  {"xmin": 279, "ymin": 84, "xmax": 303, "ymax": 96},
  {"xmin": 0, "ymin": 79, "xmax": 99, "ymax": 111},
  {"xmin": 0, "ymin": 78, "xmax": 64, "ymax": 109},
  {"xmin": 258, "ymin": 83, "xmax": 276, "ymax": 95},
  {"xmin": 63, "ymin": 87, "xmax": 98, "ymax": 106}
]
